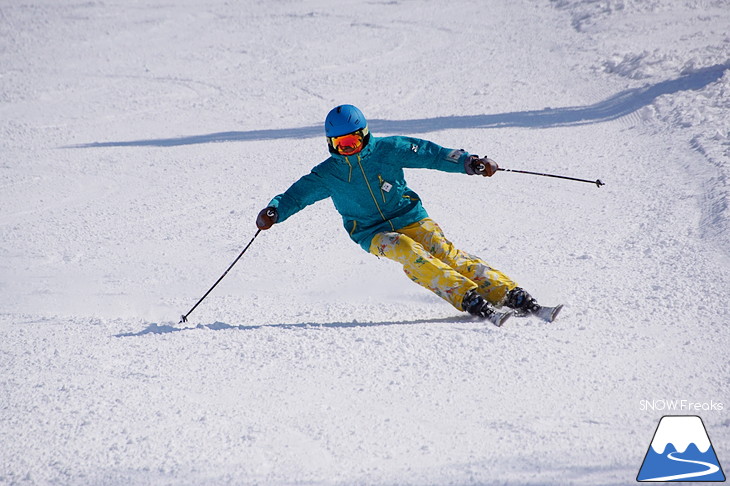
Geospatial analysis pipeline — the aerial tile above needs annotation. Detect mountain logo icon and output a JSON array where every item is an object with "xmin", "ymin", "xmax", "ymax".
[{"xmin": 637, "ymin": 415, "xmax": 726, "ymax": 482}]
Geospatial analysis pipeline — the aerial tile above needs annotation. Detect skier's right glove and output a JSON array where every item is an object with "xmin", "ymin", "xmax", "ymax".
[
  {"xmin": 256, "ymin": 207, "xmax": 278, "ymax": 230},
  {"xmin": 466, "ymin": 156, "xmax": 499, "ymax": 177}
]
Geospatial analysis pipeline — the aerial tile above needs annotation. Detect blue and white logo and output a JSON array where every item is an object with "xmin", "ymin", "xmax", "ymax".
[{"xmin": 637, "ymin": 415, "xmax": 726, "ymax": 482}]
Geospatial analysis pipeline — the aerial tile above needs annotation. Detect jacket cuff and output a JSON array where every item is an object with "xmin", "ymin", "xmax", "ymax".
[{"xmin": 464, "ymin": 155, "xmax": 478, "ymax": 175}]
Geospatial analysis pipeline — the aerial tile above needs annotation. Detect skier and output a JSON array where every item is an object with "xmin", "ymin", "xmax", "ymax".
[{"xmin": 256, "ymin": 105, "xmax": 558, "ymax": 326}]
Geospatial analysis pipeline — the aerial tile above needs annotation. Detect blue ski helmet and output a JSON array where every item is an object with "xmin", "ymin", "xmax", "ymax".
[
  {"xmin": 325, "ymin": 105, "xmax": 370, "ymax": 155},
  {"xmin": 325, "ymin": 105, "xmax": 367, "ymax": 137}
]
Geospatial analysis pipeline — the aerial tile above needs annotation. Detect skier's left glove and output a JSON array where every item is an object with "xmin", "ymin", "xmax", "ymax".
[
  {"xmin": 466, "ymin": 156, "xmax": 498, "ymax": 177},
  {"xmin": 256, "ymin": 207, "xmax": 278, "ymax": 230}
]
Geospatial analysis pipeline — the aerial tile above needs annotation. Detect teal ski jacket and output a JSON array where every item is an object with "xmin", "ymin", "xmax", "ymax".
[{"xmin": 268, "ymin": 135, "xmax": 474, "ymax": 252}]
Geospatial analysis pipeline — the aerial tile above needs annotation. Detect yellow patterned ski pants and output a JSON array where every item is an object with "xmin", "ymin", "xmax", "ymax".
[{"xmin": 369, "ymin": 218, "xmax": 517, "ymax": 311}]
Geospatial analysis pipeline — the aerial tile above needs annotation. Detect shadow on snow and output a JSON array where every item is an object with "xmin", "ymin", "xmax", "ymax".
[
  {"xmin": 114, "ymin": 316, "xmax": 477, "ymax": 337},
  {"xmin": 71, "ymin": 64, "xmax": 728, "ymax": 149},
  {"xmin": 67, "ymin": 63, "xmax": 730, "ymax": 148}
]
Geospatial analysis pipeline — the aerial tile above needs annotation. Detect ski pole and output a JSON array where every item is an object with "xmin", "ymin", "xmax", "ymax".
[
  {"xmin": 497, "ymin": 168, "xmax": 605, "ymax": 188},
  {"xmin": 179, "ymin": 228, "xmax": 262, "ymax": 324}
]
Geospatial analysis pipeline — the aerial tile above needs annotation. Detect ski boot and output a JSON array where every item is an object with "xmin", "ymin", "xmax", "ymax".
[
  {"xmin": 505, "ymin": 287, "xmax": 563, "ymax": 322},
  {"xmin": 463, "ymin": 290, "xmax": 513, "ymax": 327}
]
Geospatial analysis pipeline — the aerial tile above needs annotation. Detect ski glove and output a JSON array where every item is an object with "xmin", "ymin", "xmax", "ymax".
[
  {"xmin": 256, "ymin": 207, "xmax": 278, "ymax": 230},
  {"xmin": 467, "ymin": 156, "xmax": 499, "ymax": 177}
]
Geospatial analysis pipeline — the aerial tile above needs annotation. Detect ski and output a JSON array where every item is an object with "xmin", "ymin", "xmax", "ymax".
[
  {"xmin": 529, "ymin": 304, "xmax": 563, "ymax": 323},
  {"xmin": 489, "ymin": 309, "xmax": 514, "ymax": 327}
]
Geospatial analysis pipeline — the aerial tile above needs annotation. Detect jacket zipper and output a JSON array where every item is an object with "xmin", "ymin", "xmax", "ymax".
[
  {"xmin": 355, "ymin": 155, "xmax": 394, "ymax": 230},
  {"xmin": 343, "ymin": 157, "xmax": 353, "ymax": 182}
]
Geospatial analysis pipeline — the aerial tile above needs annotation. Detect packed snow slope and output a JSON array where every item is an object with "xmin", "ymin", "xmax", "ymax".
[{"xmin": 1, "ymin": 0, "xmax": 729, "ymax": 485}]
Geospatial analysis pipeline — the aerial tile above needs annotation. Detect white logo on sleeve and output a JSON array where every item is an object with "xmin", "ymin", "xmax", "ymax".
[{"xmin": 447, "ymin": 149, "xmax": 465, "ymax": 162}]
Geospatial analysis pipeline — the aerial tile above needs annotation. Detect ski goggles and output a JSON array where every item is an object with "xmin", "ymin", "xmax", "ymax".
[{"xmin": 328, "ymin": 127, "xmax": 369, "ymax": 156}]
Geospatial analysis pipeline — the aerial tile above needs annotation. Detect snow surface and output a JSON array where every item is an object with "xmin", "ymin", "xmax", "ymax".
[{"xmin": 1, "ymin": 0, "xmax": 729, "ymax": 485}]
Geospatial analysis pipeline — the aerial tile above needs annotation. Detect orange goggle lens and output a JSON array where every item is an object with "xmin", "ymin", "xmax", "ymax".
[{"xmin": 330, "ymin": 130, "xmax": 366, "ymax": 155}]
